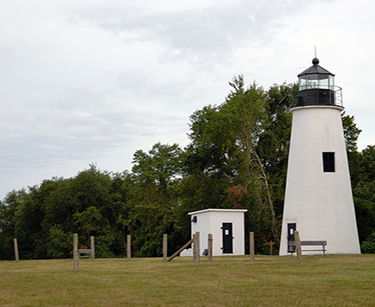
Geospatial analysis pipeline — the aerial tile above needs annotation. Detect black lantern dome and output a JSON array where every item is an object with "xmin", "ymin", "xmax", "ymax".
[{"xmin": 297, "ymin": 58, "xmax": 341, "ymax": 107}]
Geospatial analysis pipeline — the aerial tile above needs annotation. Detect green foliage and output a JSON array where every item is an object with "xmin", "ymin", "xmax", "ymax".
[
  {"xmin": 185, "ymin": 76, "xmax": 293, "ymax": 244},
  {"xmin": 359, "ymin": 145, "xmax": 375, "ymax": 181},
  {"xmin": 47, "ymin": 225, "xmax": 69, "ymax": 259},
  {"xmin": 0, "ymin": 76, "xmax": 373, "ymax": 259},
  {"xmin": 342, "ymin": 112, "xmax": 362, "ymax": 152},
  {"xmin": 361, "ymin": 232, "xmax": 375, "ymax": 253},
  {"xmin": 74, "ymin": 206, "xmax": 103, "ymax": 237},
  {"xmin": 353, "ymin": 146, "xmax": 375, "ymax": 242},
  {"xmin": 132, "ymin": 143, "xmax": 184, "ymax": 206},
  {"xmin": 129, "ymin": 143, "xmax": 186, "ymax": 257},
  {"xmin": 0, "ymin": 192, "xmax": 21, "ymax": 260},
  {"xmin": 95, "ymin": 233, "xmax": 115, "ymax": 258}
]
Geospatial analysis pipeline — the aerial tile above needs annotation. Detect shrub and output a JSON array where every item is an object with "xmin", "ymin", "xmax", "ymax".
[
  {"xmin": 361, "ymin": 232, "xmax": 375, "ymax": 254},
  {"xmin": 48, "ymin": 225, "xmax": 69, "ymax": 259}
]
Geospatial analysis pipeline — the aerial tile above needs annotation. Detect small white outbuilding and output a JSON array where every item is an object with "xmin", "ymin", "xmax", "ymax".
[{"xmin": 184, "ymin": 208, "xmax": 247, "ymax": 256}]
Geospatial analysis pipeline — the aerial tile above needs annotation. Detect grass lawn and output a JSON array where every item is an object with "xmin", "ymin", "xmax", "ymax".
[{"xmin": 1, "ymin": 254, "xmax": 375, "ymax": 306}]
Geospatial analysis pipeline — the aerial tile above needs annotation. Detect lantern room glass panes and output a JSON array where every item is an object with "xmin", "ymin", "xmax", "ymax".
[
  {"xmin": 299, "ymin": 74, "xmax": 334, "ymax": 91},
  {"xmin": 299, "ymin": 76, "xmax": 307, "ymax": 90},
  {"xmin": 319, "ymin": 75, "xmax": 329, "ymax": 88}
]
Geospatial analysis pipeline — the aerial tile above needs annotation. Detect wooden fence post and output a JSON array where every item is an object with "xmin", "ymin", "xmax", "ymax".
[
  {"xmin": 194, "ymin": 232, "xmax": 200, "ymax": 265},
  {"xmin": 14, "ymin": 238, "xmax": 19, "ymax": 262},
  {"xmin": 127, "ymin": 235, "xmax": 131, "ymax": 261},
  {"xmin": 250, "ymin": 232, "xmax": 255, "ymax": 262},
  {"xmin": 73, "ymin": 233, "xmax": 79, "ymax": 271},
  {"xmin": 163, "ymin": 234, "xmax": 168, "ymax": 262},
  {"xmin": 193, "ymin": 233, "xmax": 196, "ymax": 261},
  {"xmin": 294, "ymin": 231, "xmax": 302, "ymax": 261},
  {"xmin": 90, "ymin": 236, "xmax": 95, "ymax": 261},
  {"xmin": 208, "ymin": 233, "xmax": 213, "ymax": 262}
]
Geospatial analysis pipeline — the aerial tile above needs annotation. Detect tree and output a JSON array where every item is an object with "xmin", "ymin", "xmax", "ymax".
[
  {"xmin": 12, "ymin": 186, "xmax": 48, "ymax": 259},
  {"xmin": 353, "ymin": 145, "xmax": 375, "ymax": 243},
  {"xmin": 129, "ymin": 143, "xmax": 185, "ymax": 256},
  {"xmin": 74, "ymin": 206, "xmax": 103, "ymax": 238},
  {"xmin": 0, "ymin": 190, "xmax": 24, "ymax": 260},
  {"xmin": 0, "ymin": 76, "xmax": 369, "ymax": 259},
  {"xmin": 361, "ymin": 232, "xmax": 375, "ymax": 253},
  {"xmin": 0, "ymin": 165, "xmax": 133, "ymax": 259},
  {"xmin": 132, "ymin": 143, "xmax": 184, "ymax": 206},
  {"xmin": 184, "ymin": 76, "xmax": 285, "ymax": 246},
  {"xmin": 342, "ymin": 112, "xmax": 362, "ymax": 153},
  {"xmin": 47, "ymin": 225, "xmax": 69, "ymax": 259}
]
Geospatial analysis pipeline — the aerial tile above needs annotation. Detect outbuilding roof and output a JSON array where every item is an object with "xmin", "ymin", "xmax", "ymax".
[{"xmin": 188, "ymin": 208, "xmax": 247, "ymax": 215}]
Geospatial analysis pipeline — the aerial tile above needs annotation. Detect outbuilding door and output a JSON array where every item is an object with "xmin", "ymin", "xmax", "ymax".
[{"xmin": 222, "ymin": 222, "xmax": 233, "ymax": 253}]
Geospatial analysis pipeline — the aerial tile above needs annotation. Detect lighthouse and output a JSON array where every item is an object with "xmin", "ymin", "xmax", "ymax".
[{"xmin": 279, "ymin": 58, "xmax": 361, "ymax": 255}]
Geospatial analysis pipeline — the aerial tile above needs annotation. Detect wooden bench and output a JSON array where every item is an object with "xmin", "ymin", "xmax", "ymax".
[
  {"xmin": 289, "ymin": 240, "xmax": 327, "ymax": 256},
  {"xmin": 78, "ymin": 248, "xmax": 92, "ymax": 259}
]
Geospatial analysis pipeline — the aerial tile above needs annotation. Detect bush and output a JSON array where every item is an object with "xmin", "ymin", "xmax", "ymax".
[
  {"xmin": 48, "ymin": 225, "xmax": 69, "ymax": 259},
  {"xmin": 361, "ymin": 232, "xmax": 375, "ymax": 254},
  {"xmin": 95, "ymin": 233, "xmax": 115, "ymax": 258}
]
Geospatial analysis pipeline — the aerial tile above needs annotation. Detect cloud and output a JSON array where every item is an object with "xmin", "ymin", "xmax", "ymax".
[
  {"xmin": 1, "ymin": 0, "xmax": 375, "ymax": 199},
  {"xmin": 64, "ymin": 1, "xmax": 311, "ymax": 68}
]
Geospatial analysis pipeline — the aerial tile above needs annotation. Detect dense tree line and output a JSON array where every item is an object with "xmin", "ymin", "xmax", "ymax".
[{"xmin": 1, "ymin": 78, "xmax": 374, "ymax": 260}]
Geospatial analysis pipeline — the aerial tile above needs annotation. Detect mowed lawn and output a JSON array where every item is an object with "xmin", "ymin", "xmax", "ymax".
[{"xmin": 1, "ymin": 254, "xmax": 375, "ymax": 306}]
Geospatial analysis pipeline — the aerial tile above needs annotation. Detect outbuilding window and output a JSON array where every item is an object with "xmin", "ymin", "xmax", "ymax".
[{"xmin": 323, "ymin": 152, "xmax": 335, "ymax": 172}]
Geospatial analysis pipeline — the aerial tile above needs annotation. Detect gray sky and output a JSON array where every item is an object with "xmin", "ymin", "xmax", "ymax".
[{"xmin": 1, "ymin": 0, "xmax": 375, "ymax": 200}]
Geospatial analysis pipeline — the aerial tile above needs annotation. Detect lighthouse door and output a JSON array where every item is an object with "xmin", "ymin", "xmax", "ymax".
[
  {"xmin": 287, "ymin": 223, "xmax": 297, "ymax": 253},
  {"xmin": 222, "ymin": 223, "xmax": 233, "ymax": 254}
]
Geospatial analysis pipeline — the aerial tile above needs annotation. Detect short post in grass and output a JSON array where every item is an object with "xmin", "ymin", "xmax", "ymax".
[
  {"xmin": 73, "ymin": 233, "xmax": 79, "ymax": 271},
  {"xmin": 193, "ymin": 233, "xmax": 197, "ymax": 261},
  {"xmin": 207, "ymin": 233, "xmax": 213, "ymax": 262},
  {"xmin": 90, "ymin": 236, "xmax": 95, "ymax": 261},
  {"xmin": 250, "ymin": 232, "xmax": 255, "ymax": 262},
  {"xmin": 163, "ymin": 234, "xmax": 168, "ymax": 262},
  {"xmin": 127, "ymin": 235, "xmax": 131, "ymax": 261},
  {"xmin": 14, "ymin": 238, "xmax": 19, "ymax": 262},
  {"xmin": 294, "ymin": 231, "xmax": 302, "ymax": 261},
  {"xmin": 194, "ymin": 232, "xmax": 200, "ymax": 265}
]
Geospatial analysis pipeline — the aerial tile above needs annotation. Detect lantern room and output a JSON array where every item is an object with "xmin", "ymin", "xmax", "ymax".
[{"xmin": 297, "ymin": 58, "xmax": 342, "ymax": 107}]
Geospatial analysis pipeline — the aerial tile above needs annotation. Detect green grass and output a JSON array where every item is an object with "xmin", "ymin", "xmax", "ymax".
[{"xmin": 1, "ymin": 255, "xmax": 375, "ymax": 306}]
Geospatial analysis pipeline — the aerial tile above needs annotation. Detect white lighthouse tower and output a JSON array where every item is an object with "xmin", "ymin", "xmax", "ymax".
[{"xmin": 279, "ymin": 58, "xmax": 360, "ymax": 255}]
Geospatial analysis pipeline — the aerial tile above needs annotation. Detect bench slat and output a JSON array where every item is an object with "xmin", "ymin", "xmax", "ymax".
[
  {"xmin": 289, "ymin": 241, "xmax": 326, "ymax": 246},
  {"xmin": 78, "ymin": 249, "xmax": 92, "ymax": 254},
  {"xmin": 301, "ymin": 241, "xmax": 327, "ymax": 245}
]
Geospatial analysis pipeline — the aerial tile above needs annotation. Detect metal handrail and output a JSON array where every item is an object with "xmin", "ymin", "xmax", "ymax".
[{"xmin": 333, "ymin": 86, "xmax": 343, "ymax": 107}]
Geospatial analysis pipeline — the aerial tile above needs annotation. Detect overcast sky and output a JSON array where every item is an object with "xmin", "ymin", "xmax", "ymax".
[{"xmin": 1, "ymin": 0, "xmax": 375, "ymax": 200}]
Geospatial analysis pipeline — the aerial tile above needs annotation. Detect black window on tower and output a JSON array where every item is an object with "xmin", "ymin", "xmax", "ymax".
[{"xmin": 323, "ymin": 152, "xmax": 335, "ymax": 172}]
